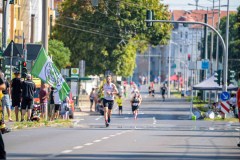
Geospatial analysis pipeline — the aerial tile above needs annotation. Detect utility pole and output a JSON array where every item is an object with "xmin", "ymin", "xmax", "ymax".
[
  {"xmin": 204, "ymin": 13, "xmax": 208, "ymax": 80},
  {"xmin": 42, "ymin": 0, "xmax": 48, "ymax": 52},
  {"xmin": 2, "ymin": 0, "xmax": 9, "ymax": 51},
  {"xmin": 30, "ymin": 14, "xmax": 35, "ymax": 43}
]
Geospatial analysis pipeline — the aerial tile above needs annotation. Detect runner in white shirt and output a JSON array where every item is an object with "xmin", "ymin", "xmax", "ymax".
[{"xmin": 103, "ymin": 75, "xmax": 118, "ymax": 127}]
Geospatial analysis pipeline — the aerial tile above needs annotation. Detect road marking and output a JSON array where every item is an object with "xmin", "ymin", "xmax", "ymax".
[
  {"xmin": 84, "ymin": 143, "xmax": 93, "ymax": 146},
  {"xmin": 124, "ymin": 117, "xmax": 129, "ymax": 119},
  {"xmin": 95, "ymin": 117, "xmax": 102, "ymax": 120},
  {"xmin": 73, "ymin": 146, "xmax": 84, "ymax": 149},
  {"xmin": 110, "ymin": 135, "xmax": 116, "ymax": 137},
  {"xmin": 93, "ymin": 139, "xmax": 102, "ymax": 143},
  {"xmin": 102, "ymin": 137, "xmax": 109, "ymax": 140},
  {"xmin": 153, "ymin": 117, "xmax": 157, "ymax": 124},
  {"xmin": 61, "ymin": 150, "xmax": 72, "ymax": 154}
]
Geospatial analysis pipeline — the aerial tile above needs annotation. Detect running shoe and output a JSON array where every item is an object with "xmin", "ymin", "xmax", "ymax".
[{"xmin": 105, "ymin": 121, "xmax": 109, "ymax": 127}]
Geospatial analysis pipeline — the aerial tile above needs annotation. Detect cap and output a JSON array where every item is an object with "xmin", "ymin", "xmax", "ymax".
[{"xmin": 26, "ymin": 74, "xmax": 31, "ymax": 79}]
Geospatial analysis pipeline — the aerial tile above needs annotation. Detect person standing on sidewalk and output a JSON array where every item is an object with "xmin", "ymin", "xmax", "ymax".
[
  {"xmin": 0, "ymin": 72, "xmax": 6, "ymax": 159},
  {"xmin": 11, "ymin": 71, "xmax": 22, "ymax": 122},
  {"xmin": 39, "ymin": 83, "xmax": 48, "ymax": 120},
  {"xmin": 21, "ymin": 74, "xmax": 36, "ymax": 121},
  {"xmin": 103, "ymin": 75, "xmax": 118, "ymax": 127},
  {"xmin": 1, "ymin": 73, "xmax": 12, "ymax": 122},
  {"xmin": 89, "ymin": 88, "xmax": 95, "ymax": 112},
  {"xmin": 116, "ymin": 94, "xmax": 123, "ymax": 115}
]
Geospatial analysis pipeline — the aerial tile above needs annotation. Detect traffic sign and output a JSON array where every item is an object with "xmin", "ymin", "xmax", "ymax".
[
  {"xmin": 202, "ymin": 60, "xmax": 209, "ymax": 69},
  {"xmin": 220, "ymin": 92, "xmax": 230, "ymax": 101}
]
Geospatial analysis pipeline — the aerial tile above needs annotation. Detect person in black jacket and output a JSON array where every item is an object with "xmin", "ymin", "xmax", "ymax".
[
  {"xmin": 11, "ymin": 71, "xmax": 22, "ymax": 122},
  {"xmin": 21, "ymin": 74, "xmax": 36, "ymax": 122}
]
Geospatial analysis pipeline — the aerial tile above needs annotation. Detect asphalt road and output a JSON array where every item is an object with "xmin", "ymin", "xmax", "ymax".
[{"xmin": 3, "ymin": 93, "xmax": 240, "ymax": 160}]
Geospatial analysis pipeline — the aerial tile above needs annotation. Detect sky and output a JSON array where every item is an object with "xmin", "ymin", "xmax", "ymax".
[{"xmin": 162, "ymin": 0, "xmax": 239, "ymax": 11}]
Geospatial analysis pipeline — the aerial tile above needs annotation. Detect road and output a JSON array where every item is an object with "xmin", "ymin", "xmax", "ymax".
[{"xmin": 3, "ymin": 91, "xmax": 240, "ymax": 160}]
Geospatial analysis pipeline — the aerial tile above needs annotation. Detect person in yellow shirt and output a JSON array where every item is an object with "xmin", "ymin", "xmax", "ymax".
[{"xmin": 116, "ymin": 94, "xmax": 123, "ymax": 115}]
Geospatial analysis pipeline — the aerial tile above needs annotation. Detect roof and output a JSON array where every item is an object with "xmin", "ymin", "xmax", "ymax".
[
  {"xmin": 193, "ymin": 75, "xmax": 238, "ymax": 91},
  {"xmin": 15, "ymin": 43, "xmax": 42, "ymax": 61},
  {"xmin": 172, "ymin": 9, "xmax": 237, "ymax": 28},
  {"xmin": 2, "ymin": 41, "xmax": 42, "ymax": 61}
]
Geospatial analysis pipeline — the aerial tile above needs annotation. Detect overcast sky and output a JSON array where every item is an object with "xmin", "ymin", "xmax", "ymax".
[{"xmin": 162, "ymin": 0, "xmax": 239, "ymax": 11}]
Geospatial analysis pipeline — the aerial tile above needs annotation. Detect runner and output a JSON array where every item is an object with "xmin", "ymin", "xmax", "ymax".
[
  {"xmin": 130, "ymin": 90, "xmax": 142, "ymax": 120},
  {"xmin": 103, "ymin": 75, "xmax": 118, "ymax": 127}
]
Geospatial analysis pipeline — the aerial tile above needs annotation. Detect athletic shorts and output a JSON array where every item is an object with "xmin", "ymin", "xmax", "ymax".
[
  {"xmin": 54, "ymin": 104, "xmax": 61, "ymax": 112},
  {"xmin": 118, "ymin": 106, "xmax": 122, "ymax": 111},
  {"xmin": 103, "ymin": 99, "xmax": 114, "ymax": 110},
  {"xmin": 21, "ymin": 98, "xmax": 34, "ymax": 110},
  {"xmin": 132, "ymin": 105, "xmax": 139, "ymax": 112},
  {"xmin": 12, "ymin": 97, "xmax": 21, "ymax": 107}
]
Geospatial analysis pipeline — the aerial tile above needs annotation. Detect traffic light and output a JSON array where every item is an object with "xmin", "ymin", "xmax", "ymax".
[
  {"xmin": 188, "ymin": 54, "xmax": 191, "ymax": 61},
  {"xmin": 9, "ymin": 0, "xmax": 14, "ymax": 4},
  {"xmin": 146, "ymin": 10, "xmax": 153, "ymax": 27},
  {"xmin": 214, "ymin": 70, "xmax": 221, "ymax": 86},
  {"xmin": 21, "ymin": 61, "xmax": 28, "ymax": 78},
  {"xmin": 227, "ymin": 70, "xmax": 235, "ymax": 85}
]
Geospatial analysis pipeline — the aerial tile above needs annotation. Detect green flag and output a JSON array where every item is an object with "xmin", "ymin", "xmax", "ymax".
[{"xmin": 31, "ymin": 48, "xmax": 70, "ymax": 101}]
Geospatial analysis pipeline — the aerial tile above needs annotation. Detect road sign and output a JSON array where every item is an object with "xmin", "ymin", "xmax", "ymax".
[
  {"xmin": 220, "ymin": 101, "xmax": 230, "ymax": 114},
  {"xmin": 202, "ymin": 60, "xmax": 209, "ymax": 69},
  {"xmin": 71, "ymin": 68, "xmax": 79, "ymax": 77},
  {"xmin": 220, "ymin": 92, "xmax": 230, "ymax": 101}
]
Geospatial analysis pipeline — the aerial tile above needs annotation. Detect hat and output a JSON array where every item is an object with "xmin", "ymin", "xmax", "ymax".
[{"xmin": 26, "ymin": 74, "xmax": 31, "ymax": 79}]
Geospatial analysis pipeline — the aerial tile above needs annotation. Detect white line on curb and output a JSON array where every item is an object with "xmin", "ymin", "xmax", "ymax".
[
  {"xmin": 61, "ymin": 150, "xmax": 73, "ymax": 154},
  {"xmin": 73, "ymin": 146, "xmax": 84, "ymax": 149}
]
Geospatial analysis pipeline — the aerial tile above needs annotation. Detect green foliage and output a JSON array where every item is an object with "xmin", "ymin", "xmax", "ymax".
[
  {"xmin": 53, "ymin": 0, "xmax": 171, "ymax": 76},
  {"xmin": 48, "ymin": 39, "xmax": 71, "ymax": 70},
  {"xmin": 209, "ymin": 6, "xmax": 240, "ymax": 73}
]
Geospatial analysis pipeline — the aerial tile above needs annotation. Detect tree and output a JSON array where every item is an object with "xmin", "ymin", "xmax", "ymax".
[
  {"xmin": 53, "ymin": 0, "xmax": 171, "ymax": 76},
  {"xmin": 205, "ymin": 6, "xmax": 240, "ymax": 74},
  {"xmin": 48, "ymin": 39, "xmax": 71, "ymax": 70}
]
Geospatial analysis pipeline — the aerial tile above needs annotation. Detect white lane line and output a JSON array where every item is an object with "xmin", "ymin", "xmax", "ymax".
[
  {"xmin": 95, "ymin": 116, "xmax": 102, "ymax": 120},
  {"xmin": 61, "ymin": 150, "xmax": 73, "ymax": 154},
  {"xmin": 93, "ymin": 139, "xmax": 102, "ymax": 143},
  {"xmin": 153, "ymin": 117, "xmax": 157, "ymax": 124},
  {"xmin": 73, "ymin": 146, "xmax": 84, "ymax": 149},
  {"xmin": 116, "ymin": 133, "xmax": 122, "ymax": 135},
  {"xmin": 84, "ymin": 143, "xmax": 93, "ymax": 146},
  {"xmin": 102, "ymin": 137, "xmax": 109, "ymax": 140},
  {"xmin": 124, "ymin": 117, "xmax": 129, "ymax": 119},
  {"xmin": 109, "ymin": 135, "xmax": 116, "ymax": 137}
]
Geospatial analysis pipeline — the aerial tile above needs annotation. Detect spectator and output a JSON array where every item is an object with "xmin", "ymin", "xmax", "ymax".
[
  {"xmin": 52, "ymin": 88, "xmax": 61, "ymax": 120},
  {"xmin": 39, "ymin": 83, "xmax": 48, "ymax": 120},
  {"xmin": 116, "ymin": 94, "xmax": 123, "ymax": 115},
  {"xmin": 61, "ymin": 95, "xmax": 70, "ymax": 120},
  {"xmin": 21, "ymin": 74, "xmax": 36, "ymax": 121},
  {"xmin": 0, "ymin": 71, "xmax": 6, "ymax": 159},
  {"xmin": 49, "ymin": 87, "xmax": 55, "ymax": 121},
  {"xmin": 1, "ymin": 73, "xmax": 12, "ymax": 122},
  {"xmin": 229, "ymin": 93, "xmax": 237, "ymax": 117},
  {"xmin": 11, "ymin": 71, "xmax": 22, "ymax": 122},
  {"xmin": 89, "ymin": 88, "xmax": 95, "ymax": 112}
]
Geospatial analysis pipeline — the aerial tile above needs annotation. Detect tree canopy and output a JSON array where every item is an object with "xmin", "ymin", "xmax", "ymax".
[
  {"xmin": 53, "ymin": 0, "xmax": 172, "ymax": 76},
  {"xmin": 48, "ymin": 39, "xmax": 71, "ymax": 70}
]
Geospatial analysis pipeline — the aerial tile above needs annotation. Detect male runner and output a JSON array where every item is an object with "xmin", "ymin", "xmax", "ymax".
[{"xmin": 103, "ymin": 75, "xmax": 118, "ymax": 127}]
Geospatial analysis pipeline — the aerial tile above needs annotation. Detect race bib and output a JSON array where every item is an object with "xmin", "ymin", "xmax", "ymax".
[{"xmin": 132, "ymin": 103, "xmax": 138, "ymax": 106}]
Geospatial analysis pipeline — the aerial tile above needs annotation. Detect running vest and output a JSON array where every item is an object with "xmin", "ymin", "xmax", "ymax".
[
  {"xmin": 103, "ymin": 83, "xmax": 115, "ymax": 100},
  {"xmin": 132, "ymin": 96, "xmax": 140, "ymax": 107}
]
